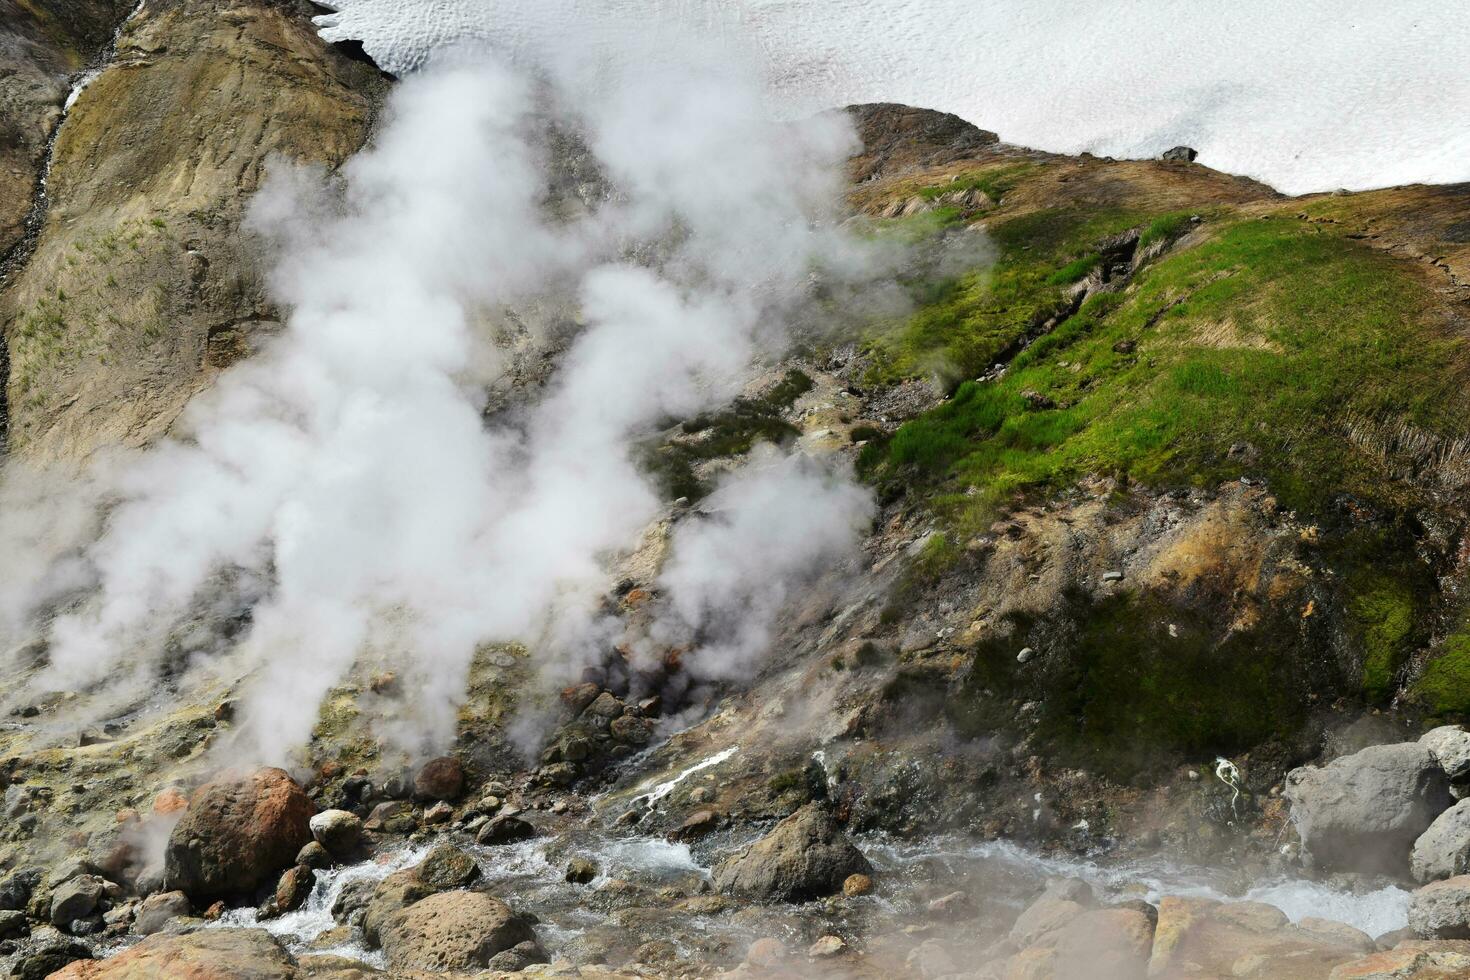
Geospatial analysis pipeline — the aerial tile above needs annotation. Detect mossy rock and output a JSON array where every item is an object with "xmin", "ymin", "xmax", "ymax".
[{"xmin": 949, "ymin": 589, "xmax": 1331, "ymax": 780}]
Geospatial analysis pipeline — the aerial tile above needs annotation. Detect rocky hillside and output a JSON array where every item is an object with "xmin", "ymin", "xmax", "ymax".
[
  {"xmin": 3, "ymin": 2, "xmax": 1470, "ymax": 979},
  {"xmin": 1, "ymin": 0, "xmax": 387, "ymax": 460}
]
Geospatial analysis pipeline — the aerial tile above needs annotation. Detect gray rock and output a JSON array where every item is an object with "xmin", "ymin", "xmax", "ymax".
[
  {"xmin": 1409, "ymin": 875, "xmax": 1470, "ymax": 938},
  {"xmin": 1161, "ymin": 145, "xmax": 1199, "ymax": 162},
  {"xmin": 476, "ymin": 814, "xmax": 535, "ymax": 845},
  {"xmin": 0, "ymin": 868, "xmax": 40, "ymax": 910},
  {"xmin": 1422, "ymin": 726, "xmax": 1470, "ymax": 782},
  {"xmin": 134, "ymin": 890, "xmax": 192, "ymax": 936},
  {"xmin": 309, "ymin": 809, "xmax": 363, "ymax": 857},
  {"xmin": 712, "ymin": 804, "xmax": 872, "ymax": 902},
  {"xmin": 416, "ymin": 844, "xmax": 480, "ymax": 891},
  {"xmin": 1283, "ymin": 742, "xmax": 1453, "ymax": 875},
  {"xmin": 49, "ymin": 874, "xmax": 104, "ymax": 928},
  {"xmin": 1413, "ymin": 798, "xmax": 1470, "ymax": 883},
  {"xmin": 15, "ymin": 940, "xmax": 91, "ymax": 980},
  {"xmin": 378, "ymin": 890, "xmax": 535, "ymax": 971},
  {"xmin": 0, "ymin": 908, "xmax": 28, "ymax": 939}
]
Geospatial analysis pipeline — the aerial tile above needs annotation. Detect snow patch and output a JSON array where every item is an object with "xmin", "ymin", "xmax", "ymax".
[{"xmin": 311, "ymin": 0, "xmax": 1470, "ymax": 195}]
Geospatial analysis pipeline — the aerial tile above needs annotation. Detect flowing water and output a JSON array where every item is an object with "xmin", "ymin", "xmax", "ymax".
[{"xmin": 210, "ymin": 824, "xmax": 1410, "ymax": 968}]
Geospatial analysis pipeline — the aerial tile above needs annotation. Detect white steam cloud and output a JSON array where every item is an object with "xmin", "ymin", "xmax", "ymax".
[
  {"xmin": 648, "ymin": 446, "xmax": 875, "ymax": 683},
  {"xmin": 0, "ymin": 19, "xmax": 879, "ymax": 765}
]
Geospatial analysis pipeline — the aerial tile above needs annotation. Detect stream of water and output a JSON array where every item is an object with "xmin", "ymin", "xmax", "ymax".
[{"xmin": 211, "ymin": 825, "xmax": 1410, "ymax": 968}]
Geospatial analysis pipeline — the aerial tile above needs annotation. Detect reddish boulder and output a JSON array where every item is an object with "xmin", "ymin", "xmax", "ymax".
[
  {"xmin": 414, "ymin": 757, "xmax": 465, "ymax": 801},
  {"xmin": 162, "ymin": 768, "xmax": 315, "ymax": 900}
]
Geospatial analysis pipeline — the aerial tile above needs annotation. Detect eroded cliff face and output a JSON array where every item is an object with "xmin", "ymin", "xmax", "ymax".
[{"xmin": 1, "ymin": 0, "xmax": 387, "ymax": 461}]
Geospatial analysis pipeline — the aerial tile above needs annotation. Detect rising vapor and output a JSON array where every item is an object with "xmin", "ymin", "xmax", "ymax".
[{"xmin": 0, "ymin": 20, "xmax": 880, "ymax": 765}]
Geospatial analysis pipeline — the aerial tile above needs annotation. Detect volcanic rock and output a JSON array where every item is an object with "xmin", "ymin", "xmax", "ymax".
[
  {"xmin": 132, "ymin": 890, "xmax": 192, "ymax": 936},
  {"xmin": 378, "ymin": 890, "xmax": 536, "ymax": 972},
  {"xmin": 361, "ymin": 868, "xmax": 434, "ymax": 945},
  {"xmin": 162, "ymin": 767, "xmax": 315, "ymax": 900},
  {"xmin": 1284, "ymin": 743, "xmax": 1453, "ymax": 875},
  {"xmin": 1409, "ymin": 876, "xmax": 1470, "ymax": 939},
  {"xmin": 565, "ymin": 857, "xmax": 600, "ymax": 884},
  {"xmin": 416, "ymin": 844, "xmax": 481, "ymax": 891},
  {"xmin": 48, "ymin": 928, "xmax": 295, "ymax": 979},
  {"xmin": 15, "ymin": 940, "xmax": 92, "ymax": 980},
  {"xmin": 308, "ymin": 808, "xmax": 363, "ymax": 856},
  {"xmin": 296, "ymin": 841, "xmax": 331, "ymax": 869},
  {"xmin": 1412, "ymin": 799, "xmax": 1470, "ymax": 883},
  {"xmin": 476, "ymin": 813, "xmax": 536, "ymax": 845},
  {"xmin": 0, "ymin": 909, "xmax": 28, "ymax": 940},
  {"xmin": 49, "ymin": 874, "xmax": 104, "ymax": 927},
  {"xmin": 712, "ymin": 804, "xmax": 872, "ymax": 901},
  {"xmin": 414, "ymin": 756, "xmax": 465, "ymax": 801},
  {"xmin": 1421, "ymin": 726, "xmax": 1470, "ymax": 782}
]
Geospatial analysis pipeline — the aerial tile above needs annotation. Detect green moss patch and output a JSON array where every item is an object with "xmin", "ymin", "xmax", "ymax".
[
  {"xmin": 1348, "ymin": 576, "xmax": 1418, "ymax": 700},
  {"xmin": 1414, "ymin": 631, "xmax": 1470, "ymax": 716},
  {"xmin": 950, "ymin": 589, "xmax": 1321, "ymax": 779},
  {"xmin": 865, "ymin": 215, "xmax": 1469, "ymax": 529}
]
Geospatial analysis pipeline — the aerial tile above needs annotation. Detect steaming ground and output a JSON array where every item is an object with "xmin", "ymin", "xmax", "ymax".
[
  {"xmin": 311, "ymin": 0, "xmax": 1470, "ymax": 195},
  {"xmin": 0, "ymin": 29, "xmax": 884, "ymax": 767}
]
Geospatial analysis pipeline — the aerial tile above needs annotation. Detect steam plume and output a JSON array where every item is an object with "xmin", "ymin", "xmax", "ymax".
[{"xmin": 0, "ymin": 22, "xmax": 877, "ymax": 765}]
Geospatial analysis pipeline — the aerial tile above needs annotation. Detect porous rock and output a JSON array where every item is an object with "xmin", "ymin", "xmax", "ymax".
[
  {"xmin": 47, "ymin": 928, "xmax": 295, "ymax": 979},
  {"xmin": 378, "ymin": 890, "xmax": 535, "ymax": 972},
  {"xmin": 162, "ymin": 767, "xmax": 315, "ymax": 900}
]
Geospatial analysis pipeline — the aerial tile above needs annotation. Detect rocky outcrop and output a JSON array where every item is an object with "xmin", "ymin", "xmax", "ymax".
[
  {"xmin": 844, "ymin": 103, "xmax": 1000, "ymax": 184},
  {"xmin": 1284, "ymin": 743, "xmax": 1453, "ymax": 876},
  {"xmin": 162, "ymin": 767, "xmax": 315, "ymax": 900},
  {"xmin": 377, "ymin": 890, "xmax": 536, "ymax": 972},
  {"xmin": 1144, "ymin": 897, "xmax": 1360, "ymax": 979},
  {"xmin": 2, "ymin": 0, "xmax": 387, "ymax": 461},
  {"xmin": 49, "ymin": 928, "xmax": 295, "ymax": 978},
  {"xmin": 712, "ymin": 804, "xmax": 872, "ymax": 902}
]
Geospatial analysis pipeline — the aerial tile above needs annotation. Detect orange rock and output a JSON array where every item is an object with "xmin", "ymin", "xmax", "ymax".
[
  {"xmin": 152, "ymin": 787, "xmax": 188, "ymax": 815},
  {"xmin": 842, "ymin": 873, "xmax": 873, "ymax": 897}
]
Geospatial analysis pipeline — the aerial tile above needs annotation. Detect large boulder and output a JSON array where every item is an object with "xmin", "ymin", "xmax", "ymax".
[
  {"xmin": 361, "ymin": 868, "xmax": 433, "ymax": 945},
  {"xmin": 1284, "ymin": 743, "xmax": 1453, "ymax": 875},
  {"xmin": 162, "ymin": 768, "xmax": 315, "ymax": 900},
  {"xmin": 49, "ymin": 874, "xmax": 105, "ymax": 927},
  {"xmin": 48, "ymin": 928, "xmax": 295, "ymax": 978},
  {"xmin": 1051, "ymin": 906, "xmax": 1155, "ymax": 980},
  {"xmin": 414, "ymin": 757, "xmax": 465, "ymax": 801},
  {"xmin": 1148, "ymin": 897, "xmax": 1362, "ymax": 979},
  {"xmin": 712, "ymin": 804, "xmax": 872, "ymax": 902},
  {"xmin": 378, "ymin": 890, "xmax": 536, "ymax": 972},
  {"xmin": 1409, "ymin": 876, "xmax": 1470, "ymax": 939},
  {"xmin": 1413, "ymin": 800, "xmax": 1470, "ymax": 883}
]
